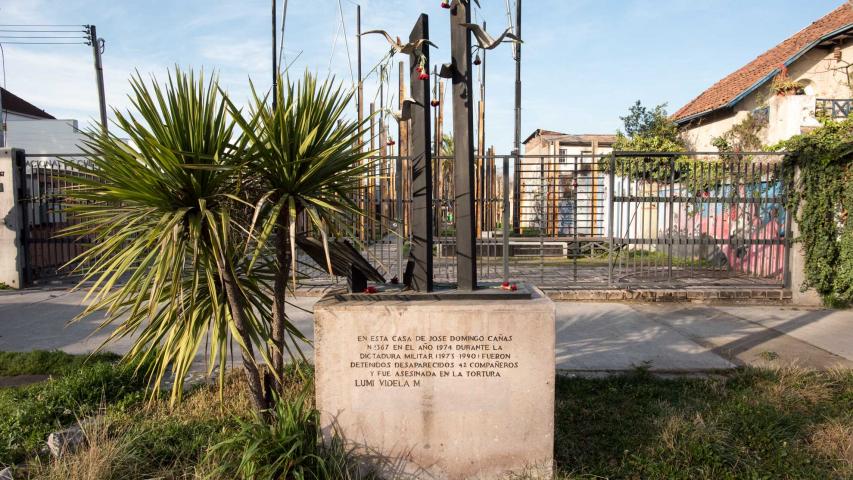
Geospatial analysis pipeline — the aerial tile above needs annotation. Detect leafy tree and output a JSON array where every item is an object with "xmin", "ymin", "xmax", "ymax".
[
  {"xmin": 613, "ymin": 100, "xmax": 685, "ymax": 153},
  {"xmin": 607, "ymin": 101, "xmax": 687, "ymax": 182}
]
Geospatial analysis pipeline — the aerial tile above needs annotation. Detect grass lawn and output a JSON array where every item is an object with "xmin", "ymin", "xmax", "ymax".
[
  {"xmin": 0, "ymin": 351, "xmax": 121, "ymax": 377},
  {"xmin": 1, "ymin": 353, "xmax": 850, "ymax": 479},
  {"xmin": 555, "ymin": 368, "xmax": 853, "ymax": 479}
]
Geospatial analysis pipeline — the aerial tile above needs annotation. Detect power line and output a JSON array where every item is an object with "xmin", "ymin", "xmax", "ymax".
[
  {"xmin": 0, "ymin": 29, "xmax": 87, "ymax": 33},
  {"xmin": 0, "ymin": 36, "xmax": 88, "ymax": 39},
  {"xmin": 0, "ymin": 24, "xmax": 86, "ymax": 27},
  {"xmin": 277, "ymin": 0, "xmax": 288, "ymax": 71},
  {"xmin": 337, "ymin": 0, "xmax": 355, "ymax": 85},
  {"xmin": 0, "ymin": 41, "xmax": 87, "ymax": 45}
]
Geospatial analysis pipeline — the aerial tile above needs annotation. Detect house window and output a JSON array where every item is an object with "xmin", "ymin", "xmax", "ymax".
[{"xmin": 559, "ymin": 148, "xmax": 567, "ymax": 163}]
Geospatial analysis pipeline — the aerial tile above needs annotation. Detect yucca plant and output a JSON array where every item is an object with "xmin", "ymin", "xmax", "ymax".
[
  {"xmin": 226, "ymin": 72, "xmax": 374, "ymax": 394},
  {"xmin": 63, "ymin": 69, "xmax": 274, "ymax": 409}
]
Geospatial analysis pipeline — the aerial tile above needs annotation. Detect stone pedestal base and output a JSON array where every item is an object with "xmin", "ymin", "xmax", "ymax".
[{"xmin": 314, "ymin": 286, "xmax": 555, "ymax": 479}]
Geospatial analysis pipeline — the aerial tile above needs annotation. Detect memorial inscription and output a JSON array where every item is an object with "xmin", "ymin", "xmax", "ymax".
[
  {"xmin": 351, "ymin": 334, "xmax": 518, "ymax": 387},
  {"xmin": 315, "ymin": 290, "xmax": 555, "ymax": 479}
]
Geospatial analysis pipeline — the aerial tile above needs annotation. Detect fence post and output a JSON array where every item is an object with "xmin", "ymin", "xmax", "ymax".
[
  {"xmin": 667, "ymin": 156, "xmax": 675, "ymax": 282},
  {"xmin": 787, "ymin": 166, "xmax": 822, "ymax": 305},
  {"xmin": 607, "ymin": 153, "xmax": 615, "ymax": 287},
  {"xmin": 0, "ymin": 148, "xmax": 25, "ymax": 289},
  {"xmin": 502, "ymin": 154, "xmax": 510, "ymax": 282}
]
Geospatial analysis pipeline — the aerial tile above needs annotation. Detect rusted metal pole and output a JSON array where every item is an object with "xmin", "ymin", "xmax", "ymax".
[
  {"xmin": 450, "ymin": 0, "xmax": 476, "ymax": 290},
  {"xmin": 398, "ymin": 61, "xmax": 410, "ymax": 236},
  {"xmin": 408, "ymin": 13, "xmax": 433, "ymax": 291}
]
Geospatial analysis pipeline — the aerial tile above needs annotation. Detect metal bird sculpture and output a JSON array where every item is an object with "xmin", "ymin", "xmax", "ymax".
[
  {"xmin": 448, "ymin": 0, "xmax": 481, "ymax": 8},
  {"xmin": 386, "ymin": 97, "xmax": 422, "ymax": 123},
  {"xmin": 461, "ymin": 23, "xmax": 522, "ymax": 50},
  {"xmin": 361, "ymin": 30, "xmax": 438, "ymax": 56}
]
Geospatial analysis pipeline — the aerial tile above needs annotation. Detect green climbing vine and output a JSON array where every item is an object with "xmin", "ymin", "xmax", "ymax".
[{"xmin": 776, "ymin": 117, "xmax": 853, "ymax": 306}]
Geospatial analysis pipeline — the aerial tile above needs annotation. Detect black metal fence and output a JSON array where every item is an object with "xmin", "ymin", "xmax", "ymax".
[
  {"xmin": 17, "ymin": 154, "xmax": 95, "ymax": 284},
  {"xmin": 17, "ymin": 151, "xmax": 790, "ymax": 290},
  {"xmin": 338, "ymin": 152, "xmax": 789, "ymax": 289}
]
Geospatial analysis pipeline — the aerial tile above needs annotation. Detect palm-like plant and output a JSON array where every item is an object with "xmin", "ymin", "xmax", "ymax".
[
  {"xmin": 64, "ymin": 69, "xmax": 272, "ymax": 408},
  {"xmin": 227, "ymin": 72, "xmax": 374, "ymax": 393}
]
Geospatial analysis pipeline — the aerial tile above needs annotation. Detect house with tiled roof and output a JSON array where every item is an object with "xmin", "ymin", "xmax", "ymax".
[
  {"xmin": 1, "ymin": 87, "xmax": 84, "ymax": 155},
  {"xmin": 675, "ymin": 2, "xmax": 853, "ymax": 151},
  {"xmin": 516, "ymin": 130, "xmax": 616, "ymax": 235}
]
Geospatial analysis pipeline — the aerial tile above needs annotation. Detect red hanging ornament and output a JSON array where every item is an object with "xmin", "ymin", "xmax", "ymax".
[
  {"xmin": 430, "ymin": 99, "xmax": 440, "ymax": 107},
  {"xmin": 387, "ymin": 138, "xmax": 396, "ymax": 146},
  {"xmin": 418, "ymin": 72, "xmax": 429, "ymax": 80},
  {"xmin": 440, "ymin": 1, "xmax": 451, "ymax": 9},
  {"xmin": 473, "ymin": 53, "xmax": 482, "ymax": 66}
]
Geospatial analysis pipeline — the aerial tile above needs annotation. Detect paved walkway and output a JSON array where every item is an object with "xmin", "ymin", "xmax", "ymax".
[{"xmin": 1, "ymin": 287, "xmax": 851, "ymax": 373}]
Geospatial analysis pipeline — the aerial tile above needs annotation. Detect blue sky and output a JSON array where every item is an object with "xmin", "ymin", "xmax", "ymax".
[{"xmin": 0, "ymin": 0, "xmax": 846, "ymax": 153}]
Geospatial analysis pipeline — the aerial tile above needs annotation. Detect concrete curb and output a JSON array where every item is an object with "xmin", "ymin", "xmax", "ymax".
[{"xmin": 290, "ymin": 287, "xmax": 792, "ymax": 304}]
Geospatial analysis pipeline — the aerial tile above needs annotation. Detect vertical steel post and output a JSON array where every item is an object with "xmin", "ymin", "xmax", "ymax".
[
  {"xmin": 450, "ymin": 1, "xmax": 476, "ymax": 290},
  {"xmin": 511, "ymin": 0, "xmax": 522, "ymax": 233},
  {"xmin": 272, "ymin": 0, "xmax": 277, "ymax": 110},
  {"xmin": 502, "ymin": 154, "xmax": 510, "ymax": 282},
  {"xmin": 408, "ymin": 14, "xmax": 433, "ymax": 292},
  {"xmin": 607, "ymin": 153, "xmax": 615, "ymax": 287},
  {"xmin": 88, "ymin": 26, "xmax": 108, "ymax": 133},
  {"xmin": 668, "ymin": 156, "xmax": 675, "ymax": 281}
]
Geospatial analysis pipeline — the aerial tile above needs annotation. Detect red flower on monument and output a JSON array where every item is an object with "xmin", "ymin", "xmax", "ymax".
[{"xmin": 419, "ymin": 72, "xmax": 429, "ymax": 80}]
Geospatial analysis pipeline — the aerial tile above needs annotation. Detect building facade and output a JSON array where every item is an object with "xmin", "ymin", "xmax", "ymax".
[{"xmin": 675, "ymin": 3, "xmax": 853, "ymax": 150}]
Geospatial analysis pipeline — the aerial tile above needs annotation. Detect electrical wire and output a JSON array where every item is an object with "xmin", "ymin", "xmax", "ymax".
[
  {"xmin": 0, "ymin": 42, "xmax": 6, "ymax": 146},
  {"xmin": 0, "ymin": 29, "xmax": 86, "ymax": 33},
  {"xmin": 327, "ymin": 14, "xmax": 342, "ymax": 74},
  {"xmin": 337, "ymin": 0, "xmax": 355, "ymax": 85},
  {"xmin": 0, "ymin": 36, "xmax": 87, "ymax": 39},
  {"xmin": 0, "ymin": 24, "xmax": 85, "ymax": 27},
  {"xmin": 277, "ymin": 0, "xmax": 288, "ymax": 72},
  {"xmin": 0, "ymin": 41, "xmax": 87, "ymax": 45}
]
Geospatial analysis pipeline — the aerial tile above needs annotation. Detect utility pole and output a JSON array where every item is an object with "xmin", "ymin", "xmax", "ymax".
[
  {"xmin": 272, "ymin": 0, "xmax": 278, "ymax": 109},
  {"xmin": 87, "ymin": 25, "xmax": 108, "ymax": 133}
]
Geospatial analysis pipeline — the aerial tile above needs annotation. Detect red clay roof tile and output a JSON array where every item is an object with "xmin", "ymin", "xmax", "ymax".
[{"xmin": 673, "ymin": 3, "xmax": 853, "ymax": 122}]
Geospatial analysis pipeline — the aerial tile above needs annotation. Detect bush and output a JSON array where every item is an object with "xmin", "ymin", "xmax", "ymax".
[{"xmin": 206, "ymin": 384, "xmax": 366, "ymax": 480}]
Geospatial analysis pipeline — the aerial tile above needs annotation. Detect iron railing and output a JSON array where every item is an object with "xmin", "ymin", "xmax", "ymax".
[
  {"xmin": 816, "ymin": 98, "xmax": 853, "ymax": 119},
  {"xmin": 17, "ymin": 151, "xmax": 791, "ymax": 290}
]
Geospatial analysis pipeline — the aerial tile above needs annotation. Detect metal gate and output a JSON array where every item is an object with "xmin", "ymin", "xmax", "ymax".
[
  {"xmin": 606, "ymin": 153, "xmax": 789, "ymax": 287},
  {"xmin": 17, "ymin": 153, "xmax": 94, "ymax": 284}
]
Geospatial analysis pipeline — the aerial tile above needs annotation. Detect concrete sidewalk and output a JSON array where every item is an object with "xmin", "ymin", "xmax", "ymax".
[{"xmin": 1, "ymin": 287, "xmax": 851, "ymax": 373}]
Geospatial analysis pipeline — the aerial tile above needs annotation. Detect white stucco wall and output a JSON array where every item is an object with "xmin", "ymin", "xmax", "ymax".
[{"xmin": 4, "ymin": 119, "xmax": 85, "ymax": 155}]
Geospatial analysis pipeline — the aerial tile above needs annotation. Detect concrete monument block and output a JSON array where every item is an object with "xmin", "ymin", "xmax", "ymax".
[{"xmin": 315, "ymin": 286, "xmax": 556, "ymax": 479}]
